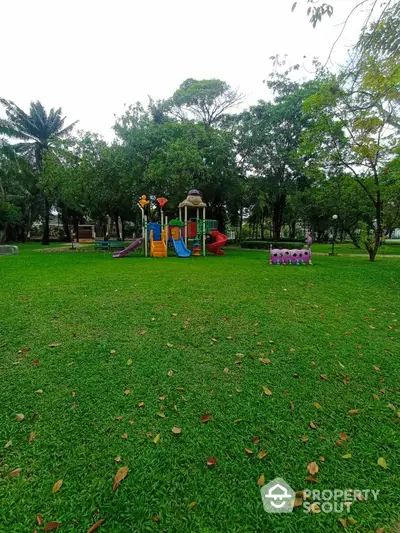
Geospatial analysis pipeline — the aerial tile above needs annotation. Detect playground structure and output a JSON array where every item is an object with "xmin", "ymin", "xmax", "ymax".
[
  {"xmin": 113, "ymin": 189, "xmax": 228, "ymax": 259},
  {"xmin": 269, "ymin": 233, "xmax": 312, "ymax": 265}
]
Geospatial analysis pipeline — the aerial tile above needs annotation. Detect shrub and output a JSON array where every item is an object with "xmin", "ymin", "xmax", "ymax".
[{"xmin": 240, "ymin": 240, "xmax": 305, "ymax": 250}]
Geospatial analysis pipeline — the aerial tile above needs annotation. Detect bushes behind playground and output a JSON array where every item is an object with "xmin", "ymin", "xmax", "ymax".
[{"xmin": 240, "ymin": 239, "xmax": 305, "ymax": 249}]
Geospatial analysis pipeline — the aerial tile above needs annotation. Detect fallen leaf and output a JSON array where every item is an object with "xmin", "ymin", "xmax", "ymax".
[
  {"xmin": 110, "ymin": 349, "xmax": 116, "ymax": 355},
  {"xmin": 115, "ymin": 456, "xmax": 121, "ymax": 463},
  {"xmin": 305, "ymin": 475, "xmax": 317, "ymax": 483},
  {"xmin": 373, "ymin": 394, "xmax": 380, "ymax": 400},
  {"xmin": 166, "ymin": 343, "xmax": 173, "ymax": 348},
  {"xmin": 309, "ymin": 421, "xmax": 318, "ymax": 429},
  {"xmin": 320, "ymin": 374, "xmax": 327, "ymax": 381},
  {"xmin": 168, "ymin": 370, "xmax": 174, "ymax": 377},
  {"xmin": 234, "ymin": 418, "xmax": 242, "ymax": 424},
  {"xmin": 259, "ymin": 358, "xmax": 271, "ymax": 365},
  {"xmin": 71, "ymin": 403, "xmax": 77, "ymax": 409},
  {"xmin": 129, "ymin": 420, "xmax": 134, "ymax": 425},
  {"xmin": 201, "ymin": 413, "xmax": 212, "ymax": 424},
  {"xmin": 252, "ymin": 436, "xmax": 260, "ymax": 445},
  {"xmin": 377, "ymin": 457, "xmax": 387, "ymax": 469},
  {"xmin": 293, "ymin": 497, "xmax": 303, "ymax": 507},
  {"xmin": 223, "ymin": 367, "xmax": 229, "ymax": 373},
  {"xmin": 152, "ymin": 515, "xmax": 160, "ymax": 522},
  {"xmin": 139, "ymin": 330, "xmax": 147, "ymax": 335},
  {"xmin": 5, "ymin": 440, "xmax": 12, "ymax": 448},
  {"xmin": 311, "ymin": 361, "xmax": 316, "ymax": 366},
  {"xmin": 300, "ymin": 435, "xmax": 309, "ymax": 442},
  {"xmin": 348, "ymin": 518, "xmax": 357, "ymax": 525},
  {"xmin": 115, "ymin": 416, "xmax": 124, "ymax": 421},
  {"xmin": 309, "ymin": 503, "xmax": 321, "ymax": 514},
  {"xmin": 314, "ymin": 402, "xmax": 322, "ymax": 409},
  {"xmin": 10, "ymin": 468, "xmax": 22, "ymax": 477},
  {"xmin": 87, "ymin": 519, "xmax": 105, "ymax": 533},
  {"xmin": 339, "ymin": 518, "xmax": 347, "ymax": 529},
  {"xmin": 348, "ymin": 409, "xmax": 359, "ymax": 415},
  {"xmin": 137, "ymin": 402, "xmax": 144, "ymax": 408},
  {"xmin": 373, "ymin": 365, "xmax": 380, "ymax": 372},
  {"xmin": 35, "ymin": 389, "xmax": 43, "ymax": 394},
  {"xmin": 29, "ymin": 432, "xmax": 36, "ymax": 443},
  {"xmin": 342, "ymin": 454, "xmax": 352, "ymax": 459},
  {"xmin": 15, "ymin": 413, "xmax": 25, "ymax": 421},
  {"xmin": 211, "ymin": 338, "xmax": 218, "ymax": 343},
  {"xmin": 159, "ymin": 396, "xmax": 166, "ymax": 401},
  {"xmin": 43, "ymin": 523, "xmax": 61, "ymax": 531},
  {"xmin": 245, "ymin": 448, "xmax": 254, "ymax": 456},
  {"xmin": 37, "ymin": 514, "xmax": 44, "ymax": 526},
  {"xmin": 154, "ymin": 433, "xmax": 161, "ymax": 444},
  {"xmin": 52, "ymin": 480, "xmax": 63, "ymax": 493},
  {"xmin": 112, "ymin": 466, "xmax": 128, "ymax": 491},
  {"xmin": 263, "ymin": 387, "xmax": 272, "ymax": 396},
  {"xmin": 257, "ymin": 474, "xmax": 265, "ymax": 486},
  {"xmin": 172, "ymin": 427, "xmax": 181, "ymax": 435},
  {"xmin": 319, "ymin": 456, "xmax": 325, "ymax": 462},
  {"xmin": 32, "ymin": 360, "xmax": 40, "ymax": 365},
  {"xmin": 188, "ymin": 501, "xmax": 197, "ymax": 509},
  {"xmin": 336, "ymin": 440, "xmax": 343, "ymax": 447},
  {"xmin": 48, "ymin": 343, "xmax": 62, "ymax": 348},
  {"xmin": 156, "ymin": 411, "xmax": 166, "ymax": 418},
  {"xmin": 206, "ymin": 457, "xmax": 218, "ymax": 467},
  {"xmin": 123, "ymin": 389, "xmax": 131, "ymax": 396},
  {"xmin": 127, "ymin": 359, "xmax": 133, "ymax": 366},
  {"xmin": 307, "ymin": 461, "xmax": 319, "ymax": 475},
  {"xmin": 257, "ymin": 450, "xmax": 267, "ymax": 459},
  {"xmin": 339, "ymin": 432, "xmax": 348, "ymax": 441},
  {"xmin": 176, "ymin": 387, "xmax": 184, "ymax": 391}
]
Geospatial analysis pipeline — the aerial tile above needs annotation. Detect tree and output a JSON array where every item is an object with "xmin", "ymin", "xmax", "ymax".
[
  {"xmin": 0, "ymin": 99, "xmax": 77, "ymax": 244},
  {"xmin": 302, "ymin": 69, "xmax": 398, "ymax": 261},
  {"xmin": 168, "ymin": 79, "xmax": 244, "ymax": 127}
]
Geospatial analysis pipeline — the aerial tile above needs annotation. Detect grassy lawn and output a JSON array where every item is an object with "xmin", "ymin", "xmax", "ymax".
[
  {"xmin": 311, "ymin": 243, "xmax": 400, "ymax": 256},
  {"xmin": 1, "ymin": 246, "xmax": 399, "ymax": 532}
]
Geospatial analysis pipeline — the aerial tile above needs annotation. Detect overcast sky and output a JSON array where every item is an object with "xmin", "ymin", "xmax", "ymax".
[{"xmin": 2, "ymin": 0, "xmax": 372, "ymax": 139}]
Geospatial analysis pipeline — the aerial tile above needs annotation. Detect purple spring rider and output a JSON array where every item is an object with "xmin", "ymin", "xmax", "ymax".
[{"xmin": 269, "ymin": 232, "xmax": 313, "ymax": 265}]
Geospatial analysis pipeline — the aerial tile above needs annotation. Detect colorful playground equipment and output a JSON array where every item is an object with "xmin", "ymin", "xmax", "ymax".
[
  {"xmin": 113, "ymin": 189, "xmax": 228, "ymax": 259},
  {"xmin": 269, "ymin": 233, "xmax": 313, "ymax": 265}
]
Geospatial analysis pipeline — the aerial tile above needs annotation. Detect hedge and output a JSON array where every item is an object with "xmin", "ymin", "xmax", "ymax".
[{"xmin": 240, "ymin": 240, "xmax": 305, "ymax": 249}]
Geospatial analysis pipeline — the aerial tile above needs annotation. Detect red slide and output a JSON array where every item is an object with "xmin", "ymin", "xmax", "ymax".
[{"xmin": 207, "ymin": 230, "xmax": 228, "ymax": 255}]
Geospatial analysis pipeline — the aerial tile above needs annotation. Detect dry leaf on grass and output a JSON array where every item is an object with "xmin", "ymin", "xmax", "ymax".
[
  {"xmin": 168, "ymin": 370, "xmax": 174, "ymax": 377},
  {"xmin": 188, "ymin": 501, "xmax": 197, "ymax": 509},
  {"xmin": 15, "ymin": 413, "xmax": 24, "ymax": 421},
  {"xmin": 339, "ymin": 433, "xmax": 348, "ymax": 441},
  {"xmin": 32, "ymin": 360, "xmax": 40, "ymax": 365},
  {"xmin": 307, "ymin": 462, "xmax": 319, "ymax": 475},
  {"xmin": 29, "ymin": 432, "xmax": 36, "ymax": 443},
  {"xmin": 48, "ymin": 343, "xmax": 62, "ymax": 348},
  {"xmin": 112, "ymin": 466, "xmax": 128, "ymax": 491},
  {"xmin": 206, "ymin": 457, "xmax": 218, "ymax": 466},
  {"xmin": 259, "ymin": 358, "xmax": 271, "ymax": 365},
  {"xmin": 200, "ymin": 413, "xmax": 212, "ymax": 423},
  {"xmin": 245, "ymin": 448, "xmax": 254, "ymax": 456},
  {"xmin": 87, "ymin": 519, "xmax": 105, "ymax": 533},
  {"xmin": 37, "ymin": 514, "xmax": 44, "ymax": 526},
  {"xmin": 153, "ymin": 433, "xmax": 161, "ymax": 444},
  {"xmin": 257, "ymin": 450, "xmax": 267, "ymax": 459},
  {"xmin": 300, "ymin": 435, "xmax": 309, "ymax": 443},
  {"xmin": 123, "ymin": 389, "xmax": 131, "ymax": 396},
  {"xmin": 115, "ymin": 456, "xmax": 121, "ymax": 463},
  {"xmin": 348, "ymin": 409, "xmax": 359, "ymax": 415},
  {"xmin": 10, "ymin": 468, "xmax": 22, "ymax": 478},
  {"xmin": 137, "ymin": 402, "xmax": 144, "ymax": 408},
  {"xmin": 43, "ymin": 523, "xmax": 61, "ymax": 531},
  {"xmin": 314, "ymin": 402, "xmax": 322, "ymax": 409},
  {"xmin": 309, "ymin": 421, "xmax": 318, "ymax": 429},
  {"xmin": 172, "ymin": 427, "xmax": 181, "ymax": 435},
  {"xmin": 339, "ymin": 518, "xmax": 347, "ymax": 529},
  {"xmin": 52, "ymin": 480, "xmax": 63, "ymax": 494},
  {"xmin": 257, "ymin": 473, "xmax": 265, "ymax": 486},
  {"xmin": 5, "ymin": 440, "xmax": 12, "ymax": 448},
  {"xmin": 263, "ymin": 387, "xmax": 273, "ymax": 396},
  {"xmin": 152, "ymin": 516, "xmax": 160, "ymax": 522}
]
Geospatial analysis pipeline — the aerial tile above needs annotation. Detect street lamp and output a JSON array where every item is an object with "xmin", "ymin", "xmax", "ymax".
[{"xmin": 329, "ymin": 214, "xmax": 338, "ymax": 256}]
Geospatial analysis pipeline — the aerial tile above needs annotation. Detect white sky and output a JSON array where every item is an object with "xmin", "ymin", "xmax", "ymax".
[{"xmin": 2, "ymin": 0, "xmax": 372, "ymax": 140}]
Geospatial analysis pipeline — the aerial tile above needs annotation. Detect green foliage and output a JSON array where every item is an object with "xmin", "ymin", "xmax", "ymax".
[{"xmin": 240, "ymin": 240, "xmax": 304, "ymax": 249}]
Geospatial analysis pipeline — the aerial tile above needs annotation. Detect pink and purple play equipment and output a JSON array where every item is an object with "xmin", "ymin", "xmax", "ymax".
[{"xmin": 269, "ymin": 233, "xmax": 313, "ymax": 265}]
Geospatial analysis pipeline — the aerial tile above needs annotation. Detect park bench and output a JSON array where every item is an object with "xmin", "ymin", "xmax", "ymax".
[
  {"xmin": 109, "ymin": 241, "xmax": 126, "ymax": 250},
  {"xmin": 94, "ymin": 240, "xmax": 110, "ymax": 250}
]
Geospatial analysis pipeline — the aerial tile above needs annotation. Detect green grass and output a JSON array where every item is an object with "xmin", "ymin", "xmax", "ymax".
[
  {"xmin": 311, "ymin": 243, "xmax": 400, "ymax": 256},
  {"xmin": 1, "ymin": 246, "xmax": 399, "ymax": 532}
]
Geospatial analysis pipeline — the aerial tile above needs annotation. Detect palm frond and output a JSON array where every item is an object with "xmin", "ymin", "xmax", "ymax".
[
  {"xmin": 54, "ymin": 120, "xmax": 79, "ymax": 138},
  {"xmin": 0, "ymin": 120, "xmax": 36, "ymax": 142},
  {"xmin": 0, "ymin": 97, "xmax": 41, "ymax": 140}
]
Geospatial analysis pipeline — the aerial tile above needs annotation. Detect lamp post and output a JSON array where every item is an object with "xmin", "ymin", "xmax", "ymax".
[{"xmin": 329, "ymin": 214, "xmax": 338, "ymax": 256}]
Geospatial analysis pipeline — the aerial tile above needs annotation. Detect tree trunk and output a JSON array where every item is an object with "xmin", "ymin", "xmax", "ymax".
[
  {"xmin": 121, "ymin": 217, "xmax": 125, "ymax": 241},
  {"xmin": 272, "ymin": 193, "xmax": 286, "ymax": 241},
  {"xmin": 42, "ymin": 196, "xmax": 50, "ymax": 245},
  {"xmin": 60, "ymin": 202, "xmax": 71, "ymax": 241},
  {"xmin": 114, "ymin": 215, "xmax": 120, "ymax": 240},
  {"xmin": 289, "ymin": 221, "xmax": 296, "ymax": 240},
  {"xmin": 239, "ymin": 205, "xmax": 243, "ymax": 242},
  {"xmin": 73, "ymin": 213, "xmax": 79, "ymax": 243}
]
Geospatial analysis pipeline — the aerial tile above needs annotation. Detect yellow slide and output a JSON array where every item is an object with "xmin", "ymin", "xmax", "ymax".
[{"xmin": 150, "ymin": 228, "xmax": 168, "ymax": 257}]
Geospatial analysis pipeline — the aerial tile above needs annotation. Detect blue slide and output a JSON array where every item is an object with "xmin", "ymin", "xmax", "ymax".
[{"xmin": 172, "ymin": 237, "xmax": 191, "ymax": 258}]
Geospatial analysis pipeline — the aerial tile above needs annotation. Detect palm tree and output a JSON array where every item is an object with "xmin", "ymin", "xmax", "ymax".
[{"xmin": 0, "ymin": 99, "xmax": 77, "ymax": 244}]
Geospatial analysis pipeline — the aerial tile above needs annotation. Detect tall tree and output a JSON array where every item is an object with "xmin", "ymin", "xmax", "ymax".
[
  {"xmin": 168, "ymin": 79, "xmax": 244, "ymax": 127},
  {"xmin": 0, "ymin": 99, "xmax": 77, "ymax": 244}
]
